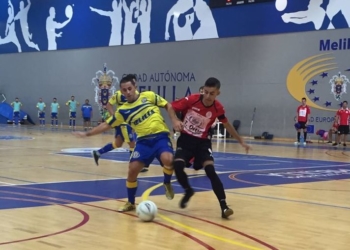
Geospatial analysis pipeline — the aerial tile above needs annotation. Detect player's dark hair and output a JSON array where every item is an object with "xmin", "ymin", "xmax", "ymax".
[
  {"xmin": 343, "ymin": 101, "xmax": 348, "ymax": 104},
  {"xmin": 302, "ymin": 97, "xmax": 306, "ymax": 101},
  {"xmin": 125, "ymin": 74, "xmax": 137, "ymax": 81},
  {"xmin": 15, "ymin": 97, "xmax": 18, "ymax": 99},
  {"xmin": 204, "ymin": 77, "xmax": 221, "ymax": 89},
  {"xmin": 120, "ymin": 75, "xmax": 136, "ymax": 86},
  {"xmin": 71, "ymin": 96, "xmax": 75, "ymax": 98},
  {"xmin": 53, "ymin": 97, "xmax": 57, "ymax": 100}
]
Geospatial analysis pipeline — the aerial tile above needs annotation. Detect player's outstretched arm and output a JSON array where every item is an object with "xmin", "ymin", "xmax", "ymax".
[
  {"xmin": 222, "ymin": 122, "xmax": 251, "ymax": 153},
  {"xmin": 164, "ymin": 103, "xmax": 183, "ymax": 132},
  {"xmin": 73, "ymin": 122, "xmax": 111, "ymax": 138}
]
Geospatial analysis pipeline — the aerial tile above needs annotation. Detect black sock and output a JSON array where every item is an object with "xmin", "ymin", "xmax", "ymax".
[
  {"xmin": 174, "ymin": 160, "xmax": 191, "ymax": 190},
  {"xmin": 205, "ymin": 165, "xmax": 227, "ymax": 209},
  {"xmin": 297, "ymin": 132, "xmax": 301, "ymax": 142},
  {"xmin": 304, "ymin": 132, "xmax": 307, "ymax": 140}
]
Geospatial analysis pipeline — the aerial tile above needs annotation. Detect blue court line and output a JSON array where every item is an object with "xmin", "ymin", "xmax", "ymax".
[
  {"xmin": 0, "ymin": 176, "xmax": 36, "ymax": 183},
  {"xmin": 225, "ymin": 190, "xmax": 350, "ymax": 210}
]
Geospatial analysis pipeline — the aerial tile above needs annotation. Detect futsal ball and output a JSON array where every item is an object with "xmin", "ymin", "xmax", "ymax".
[{"xmin": 136, "ymin": 200, "xmax": 158, "ymax": 222}]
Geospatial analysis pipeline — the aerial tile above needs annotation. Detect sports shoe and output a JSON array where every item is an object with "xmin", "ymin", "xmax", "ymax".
[
  {"xmin": 91, "ymin": 150, "xmax": 100, "ymax": 166},
  {"xmin": 180, "ymin": 188, "xmax": 194, "ymax": 208},
  {"xmin": 327, "ymin": 141, "xmax": 332, "ymax": 144},
  {"xmin": 164, "ymin": 183, "xmax": 174, "ymax": 200},
  {"xmin": 118, "ymin": 201, "xmax": 136, "ymax": 212},
  {"xmin": 140, "ymin": 165, "xmax": 149, "ymax": 173},
  {"xmin": 221, "ymin": 207, "xmax": 234, "ymax": 219},
  {"xmin": 343, "ymin": 143, "xmax": 347, "ymax": 147},
  {"xmin": 294, "ymin": 141, "xmax": 300, "ymax": 145},
  {"xmin": 332, "ymin": 143, "xmax": 338, "ymax": 147}
]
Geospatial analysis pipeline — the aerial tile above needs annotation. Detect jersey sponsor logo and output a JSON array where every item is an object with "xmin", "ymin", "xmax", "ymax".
[
  {"xmin": 91, "ymin": 63, "xmax": 118, "ymax": 115},
  {"xmin": 133, "ymin": 109, "xmax": 156, "ymax": 126},
  {"xmin": 192, "ymin": 107, "xmax": 200, "ymax": 111},
  {"xmin": 206, "ymin": 111, "xmax": 212, "ymax": 118},
  {"xmin": 141, "ymin": 97, "xmax": 147, "ymax": 103},
  {"xmin": 183, "ymin": 109, "xmax": 210, "ymax": 137}
]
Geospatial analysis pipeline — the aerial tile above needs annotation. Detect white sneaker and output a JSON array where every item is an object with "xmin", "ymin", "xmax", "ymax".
[
  {"xmin": 294, "ymin": 141, "xmax": 300, "ymax": 145},
  {"xmin": 303, "ymin": 142, "xmax": 306, "ymax": 146}
]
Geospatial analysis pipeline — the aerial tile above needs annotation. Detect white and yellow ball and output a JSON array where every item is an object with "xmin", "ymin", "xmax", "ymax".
[{"xmin": 136, "ymin": 200, "xmax": 158, "ymax": 222}]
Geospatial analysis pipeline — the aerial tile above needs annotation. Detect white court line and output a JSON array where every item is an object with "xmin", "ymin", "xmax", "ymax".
[
  {"xmin": 0, "ymin": 181, "xmax": 15, "ymax": 185},
  {"xmin": 248, "ymin": 163, "xmax": 280, "ymax": 166}
]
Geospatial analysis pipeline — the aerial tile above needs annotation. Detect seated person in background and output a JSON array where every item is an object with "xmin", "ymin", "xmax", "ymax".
[{"xmin": 327, "ymin": 116, "xmax": 338, "ymax": 144}]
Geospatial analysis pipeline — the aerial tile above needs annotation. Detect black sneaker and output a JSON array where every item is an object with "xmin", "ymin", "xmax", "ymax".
[
  {"xmin": 332, "ymin": 143, "xmax": 338, "ymax": 146},
  {"xmin": 344, "ymin": 143, "xmax": 347, "ymax": 147},
  {"xmin": 92, "ymin": 150, "xmax": 100, "ymax": 166},
  {"xmin": 180, "ymin": 188, "xmax": 194, "ymax": 209},
  {"xmin": 327, "ymin": 141, "xmax": 332, "ymax": 144},
  {"xmin": 221, "ymin": 207, "xmax": 234, "ymax": 219},
  {"xmin": 140, "ymin": 167, "xmax": 149, "ymax": 173}
]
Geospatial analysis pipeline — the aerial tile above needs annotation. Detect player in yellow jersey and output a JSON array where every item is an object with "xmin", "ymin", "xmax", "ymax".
[
  {"xmin": 92, "ymin": 74, "xmax": 148, "ymax": 172},
  {"xmin": 74, "ymin": 75, "xmax": 183, "ymax": 212}
]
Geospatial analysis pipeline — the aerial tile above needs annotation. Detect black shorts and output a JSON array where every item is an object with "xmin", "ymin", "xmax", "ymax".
[
  {"xmin": 337, "ymin": 125, "xmax": 349, "ymax": 135},
  {"xmin": 175, "ymin": 133, "xmax": 213, "ymax": 170},
  {"xmin": 297, "ymin": 122, "xmax": 307, "ymax": 129},
  {"xmin": 83, "ymin": 117, "xmax": 91, "ymax": 122}
]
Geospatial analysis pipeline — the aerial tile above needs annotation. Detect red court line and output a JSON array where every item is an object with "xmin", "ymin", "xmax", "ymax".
[
  {"xmin": 325, "ymin": 150, "xmax": 349, "ymax": 158},
  {"xmin": 0, "ymin": 196, "xmax": 89, "ymax": 245},
  {"xmin": 0, "ymin": 191, "xmax": 213, "ymax": 249},
  {"xmin": 341, "ymin": 152, "xmax": 350, "ymax": 157},
  {"xmin": 11, "ymin": 185, "xmax": 278, "ymax": 250}
]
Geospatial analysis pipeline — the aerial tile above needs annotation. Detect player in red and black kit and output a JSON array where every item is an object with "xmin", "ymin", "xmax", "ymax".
[
  {"xmin": 295, "ymin": 97, "xmax": 311, "ymax": 145},
  {"xmin": 333, "ymin": 101, "xmax": 350, "ymax": 147},
  {"xmin": 171, "ymin": 77, "xmax": 251, "ymax": 218}
]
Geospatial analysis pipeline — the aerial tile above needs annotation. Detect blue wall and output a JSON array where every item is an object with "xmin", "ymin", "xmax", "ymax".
[{"xmin": 0, "ymin": 0, "xmax": 349, "ymax": 54}]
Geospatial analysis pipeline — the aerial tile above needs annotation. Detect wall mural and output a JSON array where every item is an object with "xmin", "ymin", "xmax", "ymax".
[{"xmin": 0, "ymin": 0, "xmax": 349, "ymax": 54}]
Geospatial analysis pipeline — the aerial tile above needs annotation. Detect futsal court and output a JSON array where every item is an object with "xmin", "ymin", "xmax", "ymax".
[{"xmin": 0, "ymin": 125, "xmax": 349, "ymax": 250}]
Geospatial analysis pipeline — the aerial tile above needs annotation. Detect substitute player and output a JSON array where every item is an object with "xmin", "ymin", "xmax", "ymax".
[
  {"xmin": 74, "ymin": 75, "xmax": 183, "ymax": 212},
  {"xmin": 11, "ymin": 97, "xmax": 22, "ymax": 125},
  {"xmin": 81, "ymin": 99, "xmax": 93, "ymax": 130},
  {"xmin": 333, "ymin": 101, "xmax": 350, "ymax": 147},
  {"xmin": 91, "ymin": 74, "xmax": 149, "ymax": 172},
  {"xmin": 66, "ymin": 96, "xmax": 79, "ymax": 128},
  {"xmin": 36, "ymin": 98, "xmax": 46, "ymax": 127},
  {"xmin": 51, "ymin": 98, "xmax": 60, "ymax": 127},
  {"xmin": 171, "ymin": 77, "xmax": 251, "ymax": 218},
  {"xmin": 295, "ymin": 97, "xmax": 311, "ymax": 145}
]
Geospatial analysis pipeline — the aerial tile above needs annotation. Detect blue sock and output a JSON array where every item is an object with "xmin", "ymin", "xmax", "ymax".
[
  {"xmin": 69, "ymin": 119, "xmax": 72, "ymax": 126},
  {"xmin": 39, "ymin": 120, "xmax": 42, "ymax": 125},
  {"xmin": 163, "ymin": 167, "xmax": 173, "ymax": 184},
  {"xmin": 73, "ymin": 120, "xmax": 76, "ymax": 126},
  {"xmin": 43, "ymin": 120, "xmax": 45, "ymax": 125},
  {"xmin": 126, "ymin": 181, "xmax": 138, "ymax": 204},
  {"xmin": 51, "ymin": 120, "xmax": 54, "ymax": 126},
  {"xmin": 98, "ymin": 143, "xmax": 114, "ymax": 155},
  {"xmin": 56, "ymin": 120, "xmax": 58, "ymax": 125}
]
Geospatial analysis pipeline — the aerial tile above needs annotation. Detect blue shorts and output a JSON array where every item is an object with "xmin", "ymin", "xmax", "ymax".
[
  {"xmin": 70, "ymin": 111, "xmax": 76, "ymax": 118},
  {"xmin": 115, "ymin": 124, "xmax": 134, "ymax": 143},
  {"xmin": 13, "ymin": 111, "xmax": 20, "ymax": 118},
  {"xmin": 130, "ymin": 133, "xmax": 173, "ymax": 166},
  {"xmin": 51, "ymin": 112, "xmax": 58, "ymax": 119},
  {"xmin": 38, "ymin": 111, "xmax": 45, "ymax": 118}
]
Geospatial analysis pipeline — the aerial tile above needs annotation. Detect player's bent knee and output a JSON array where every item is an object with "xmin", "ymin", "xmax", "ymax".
[
  {"xmin": 174, "ymin": 160, "xmax": 185, "ymax": 171},
  {"xmin": 160, "ymin": 152, "xmax": 173, "ymax": 166}
]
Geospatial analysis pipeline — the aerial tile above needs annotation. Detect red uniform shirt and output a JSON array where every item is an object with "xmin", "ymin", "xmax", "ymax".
[
  {"xmin": 297, "ymin": 105, "xmax": 310, "ymax": 122},
  {"xmin": 171, "ymin": 94, "xmax": 228, "ymax": 139},
  {"xmin": 337, "ymin": 108, "xmax": 350, "ymax": 125}
]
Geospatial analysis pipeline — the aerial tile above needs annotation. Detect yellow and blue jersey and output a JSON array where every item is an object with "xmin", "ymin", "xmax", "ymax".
[{"xmin": 107, "ymin": 91, "xmax": 170, "ymax": 139}]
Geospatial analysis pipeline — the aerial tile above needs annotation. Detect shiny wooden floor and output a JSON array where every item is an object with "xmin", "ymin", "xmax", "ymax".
[{"xmin": 0, "ymin": 125, "xmax": 349, "ymax": 250}]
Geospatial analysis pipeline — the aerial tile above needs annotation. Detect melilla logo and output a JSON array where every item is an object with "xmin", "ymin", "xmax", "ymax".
[{"xmin": 286, "ymin": 53, "xmax": 350, "ymax": 111}]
